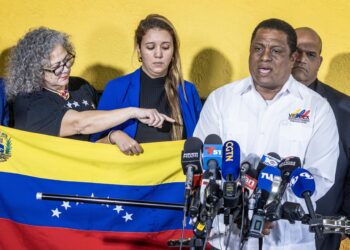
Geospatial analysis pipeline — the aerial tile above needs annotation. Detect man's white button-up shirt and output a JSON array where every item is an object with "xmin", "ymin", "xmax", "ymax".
[{"xmin": 194, "ymin": 75, "xmax": 339, "ymax": 250}]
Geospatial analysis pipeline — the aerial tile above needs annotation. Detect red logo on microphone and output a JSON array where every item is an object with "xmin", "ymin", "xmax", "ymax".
[{"xmin": 204, "ymin": 146, "xmax": 216, "ymax": 154}]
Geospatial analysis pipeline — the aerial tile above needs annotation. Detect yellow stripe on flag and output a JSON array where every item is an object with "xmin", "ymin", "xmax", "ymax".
[{"xmin": 0, "ymin": 127, "xmax": 185, "ymax": 185}]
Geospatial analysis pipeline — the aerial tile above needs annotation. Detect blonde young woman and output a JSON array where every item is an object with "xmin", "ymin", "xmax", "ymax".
[{"xmin": 91, "ymin": 14, "xmax": 202, "ymax": 155}]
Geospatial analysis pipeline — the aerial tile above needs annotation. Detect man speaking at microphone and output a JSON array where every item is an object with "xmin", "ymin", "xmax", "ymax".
[{"xmin": 194, "ymin": 18, "xmax": 339, "ymax": 250}]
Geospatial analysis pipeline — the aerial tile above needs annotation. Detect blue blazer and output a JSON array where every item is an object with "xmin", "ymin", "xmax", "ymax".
[{"xmin": 91, "ymin": 68, "xmax": 202, "ymax": 142}]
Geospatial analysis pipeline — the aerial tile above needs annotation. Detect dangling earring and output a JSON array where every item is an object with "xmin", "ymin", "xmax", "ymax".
[{"xmin": 138, "ymin": 56, "xmax": 142, "ymax": 62}]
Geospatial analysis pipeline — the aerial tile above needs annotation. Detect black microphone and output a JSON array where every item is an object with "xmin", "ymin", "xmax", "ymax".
[
  {"xmin": 180, "ymin": 137, "xmax": 203, "ymax": 249},
  {"xmin": 278, "ymin": 156, "xmax": 301, "ymax": 179},
  {"xmin": 181, "ymin": 137, "xmax": 203, "ymax": 199},
  {"xmin": 264, "ymin": 156, "xmax": 302, "ymax": 221}
]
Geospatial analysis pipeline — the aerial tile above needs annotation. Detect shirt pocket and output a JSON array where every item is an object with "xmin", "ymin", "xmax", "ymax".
[{"xmin": 278, "ymin": 121, "xmax": 312, "ymax": 159}]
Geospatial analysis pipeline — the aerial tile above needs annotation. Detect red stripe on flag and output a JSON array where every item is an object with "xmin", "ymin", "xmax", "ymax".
[{"xmin": 0, "ymin": 218, "xmax": 193, "ymax": 250}]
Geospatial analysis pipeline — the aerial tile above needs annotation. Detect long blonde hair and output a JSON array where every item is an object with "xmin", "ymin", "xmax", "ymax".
[{"xmin": 135, "ymin": 14, "xmax": 186, "ymax": 140}]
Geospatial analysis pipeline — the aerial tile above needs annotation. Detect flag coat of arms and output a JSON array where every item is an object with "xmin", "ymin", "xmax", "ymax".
[{"xmin": 0, "ymin": 126, "xmax": 191, "ymax": 249}]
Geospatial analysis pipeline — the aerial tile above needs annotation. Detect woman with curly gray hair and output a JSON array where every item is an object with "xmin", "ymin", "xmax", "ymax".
[{"xmin": 6, "ymin": 27, "xmax": 174, "ymax": 145}]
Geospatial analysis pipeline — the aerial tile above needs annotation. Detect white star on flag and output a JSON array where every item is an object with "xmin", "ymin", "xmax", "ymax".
[
  {"xmin": 91, "ymin": 193, "xmax": 94, "ymax": 197},
  {"xmin": 51, "ymin": 208, "xmax": 61, "ymax": 218},
  {"xmin": 66, "ymin": 102, "xmax": 73, "ymax": 108},
  {"xmin": 73, "ymin": 101, "xmax": 79, "ymax": 107},
  {"xmin": 82, "ymin": 100, "xmax": 89, "ymax": 106},
  {"xmin": 91, "ymin": 103, "xmax": 96, "ymax": 109},
  {"xmin": 122, "ymin": 212, "xmax": 133, "ymax": 222},
  {"xmin": 113, "ymin": 205, "xmax": 124, "ymax": 214},
  {"xmin": 61, "ymin": 201, "xmax": 71, "ymax": 210}
]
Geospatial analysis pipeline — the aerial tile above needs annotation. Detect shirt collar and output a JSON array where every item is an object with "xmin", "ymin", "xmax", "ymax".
[{"xmin": 240, "ymin": 75, "xmax": 303, "ymax": 100}]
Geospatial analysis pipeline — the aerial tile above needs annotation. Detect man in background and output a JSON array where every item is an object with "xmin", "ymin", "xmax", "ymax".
[{"xmin": 292, "ymin": 27, "xmax": 350, "ymax": 250}]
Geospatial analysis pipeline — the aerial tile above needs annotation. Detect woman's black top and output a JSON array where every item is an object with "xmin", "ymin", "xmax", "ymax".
[
  {"xmin": 13, "ymin": 77, "xmax": 98, "ymax": 141},
  {"xmin": 134, "ymin": 70, "xmax": 173, "ymax": 143}
]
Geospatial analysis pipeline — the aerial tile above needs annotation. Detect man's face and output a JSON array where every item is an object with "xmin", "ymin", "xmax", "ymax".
[
  {"xmin": 249, "ymin": 28, "xmax": 295, "ymax": 94},
  {"xmin": 292, "ymin": 28, "xmax": 322, "ymax": 86}
]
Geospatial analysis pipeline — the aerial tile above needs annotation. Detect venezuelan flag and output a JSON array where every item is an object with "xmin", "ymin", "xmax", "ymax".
[{"xmin": 0, "ymin": 126, "xmax": 191, "ymax": 249}]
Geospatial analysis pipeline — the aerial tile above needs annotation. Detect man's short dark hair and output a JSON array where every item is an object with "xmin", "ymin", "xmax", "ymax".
[{"xmin": 251, "ymin": 18, "xmax": 297, "ymax": 55}]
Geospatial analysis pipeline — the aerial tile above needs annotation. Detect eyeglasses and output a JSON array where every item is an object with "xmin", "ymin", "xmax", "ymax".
[{"xmin": 43, "ymin": 53, "xmax": 75, "ymax": 76}]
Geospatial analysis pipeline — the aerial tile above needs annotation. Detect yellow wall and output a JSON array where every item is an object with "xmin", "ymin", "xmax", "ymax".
[{"xmin": 1, "ymin": 0, "xmax": 350, "ymax": 97}]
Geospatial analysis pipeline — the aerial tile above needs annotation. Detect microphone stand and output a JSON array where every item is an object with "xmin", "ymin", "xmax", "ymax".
[{"xmin": 37, "ymin": 192, "xmax": 184, "ymax": 210}]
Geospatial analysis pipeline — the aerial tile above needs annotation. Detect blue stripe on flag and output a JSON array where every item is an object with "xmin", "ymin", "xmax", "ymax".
[{"xmin": 0, "ymin": 172, "xmax": 189, "ymax": 232}]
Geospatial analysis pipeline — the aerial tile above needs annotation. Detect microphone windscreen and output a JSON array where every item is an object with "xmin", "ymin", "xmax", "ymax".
[
  {"xmin": 204, "ymin": 134, "xmax": 222, "ymax": 144},
  {"xmin": 257, "ymin": 152, "xmax": 281, "ymax": 173},
  {"xmin": 184, "ymin": 137, "xmax": 203, "ymax": 152},
  {"xmin": 290, "ymin": 168, "xmax": 316, "ymax": 198},
  {"xmin": 268, "ymin": 152, "xmax": 281, "ymax": 161},
  {"xmin": 278, "ymin": 156, "xmax": 302, "ymax": 174},
  {"xmin": 203, "ymin": 134, "xmax": 223, "ymax": 171},
  {"xmin": 257, "ymin": 166, "xmax": 281, "ymax": 192},
  {"xmin": 222, "ymin": 140, "xmax": 241, "ymax": 180},
  {"xmin": 244, "ymin": 153, "xmax": 260, "ymax": 170},
  {"xmin": 182, "ymin": 137, "xmax": 203, "ymax": 174}
]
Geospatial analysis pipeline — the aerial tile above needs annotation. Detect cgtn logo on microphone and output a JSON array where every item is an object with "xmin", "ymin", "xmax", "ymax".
[{"xmin": 223, "ymin": 141, "xmax": 234, "ymax": 161}]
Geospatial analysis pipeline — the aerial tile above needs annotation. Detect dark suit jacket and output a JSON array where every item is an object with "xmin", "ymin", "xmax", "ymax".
[{"xmin": 310, "ymin": 80, "xmax": 350, "ymax": 250}]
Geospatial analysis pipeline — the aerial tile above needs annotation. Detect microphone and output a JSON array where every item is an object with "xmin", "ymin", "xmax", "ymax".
[
  {"xmin": 278, "ymin": 156, "xmax": 302, "ymax": 180},
  {"xmin": 181, "ymin": 137, "xmax": 203, "ymax": 199},
  {"xmin": 289, "ymin": 168, "xmax": 323, "ymax": 239},
  {"xmin": 249, "ymin": 166, "xmax": 282, "ymax": 236},
  {"xmin": 196, "ymin": 162, "xmax": 222, "ymax": 240},
  {"xmin": 263, "ymin": 157, "xmax": 302, "ymax": 222},
  {"xmin": 257, "ymin": 166, "xmax": 281, "ymax": 194},
  {"xmin": 276, "ymin": 156, "xmax": 302, "ymax": 200},
  {"xmin": 257, "ymin": 152, "xmax": 281, "ymax": 173},
  {"xmin": 222, "ymin": 140, "xmax": 241, "ymax": 181},
  {"xmin": 238, "ymin": 154, "xmax": 260, "ymax": 238},
  {"xmin": 202, "ymin": 134, "xmax": 222, "ymax": 171},
  {"xmin": 221, "ymin": 140, "xmax": 242, "ymax": 227},
  {"xmin": 180, "ymin": 137, "xmax": 203, "ymax": 249},
  {"xmin": 197, "ymin": 134, "xmax": 223, "ymax": 240},
  {"xmin": 240, "ymin": 154, "xmax": 260, "ymax": 196},
  {"xmin": 222, "ymin": 140, "xmax": 241, "ymax": 205},
  {"xmin": 243, "ymin": 166, "xmax": 259, "ymax": 222},
  {"xmin": 201, "ymin": 134, "xmax": 222, "ymax": 215}
]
